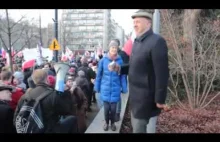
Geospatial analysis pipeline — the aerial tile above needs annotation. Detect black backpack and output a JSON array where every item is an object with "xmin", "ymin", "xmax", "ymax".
[{"xmin": 15, "ymin": 89, "xmax": 53, "ymax": 133}]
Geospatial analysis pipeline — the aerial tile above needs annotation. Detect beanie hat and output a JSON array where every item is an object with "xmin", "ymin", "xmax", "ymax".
[
  {"xmin": 109, "ymin": 40, "xmax": 119, "ymax": 48},
  {"xmin": 13, "ymin": 71, "xmax": 24, "ymax": 83}
]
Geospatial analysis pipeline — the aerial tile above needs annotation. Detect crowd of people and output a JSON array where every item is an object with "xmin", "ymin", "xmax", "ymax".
[
  {"xmin": 0, "ymin": 37, "xmax": 130, "ymax": 133},
  {"xmin": 0, "ymin": 9, "xmax": 170, "ymax": 133}
]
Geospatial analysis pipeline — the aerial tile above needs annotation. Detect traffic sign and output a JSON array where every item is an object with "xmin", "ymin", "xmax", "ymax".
[{"xmin": 49, "ymin": 38, "xmax": 60, "ymax": 50}]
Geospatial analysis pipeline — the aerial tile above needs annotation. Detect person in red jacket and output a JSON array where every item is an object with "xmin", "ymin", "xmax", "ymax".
[{"xmin": 0, "ymin": 69, "xmax": 24, "ymax": 111}]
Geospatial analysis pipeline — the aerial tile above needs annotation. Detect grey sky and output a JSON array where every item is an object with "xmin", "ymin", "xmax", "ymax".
[{"xmin": 0, "ymin": 9, "xmax": 138, "ymax": 35}]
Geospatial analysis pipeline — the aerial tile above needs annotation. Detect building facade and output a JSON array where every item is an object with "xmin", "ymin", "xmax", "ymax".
[
  {"xmin": 61, "ymin": 9, "xmax": 112, "ymax": 51},
  {"xmin": 110, "ymin": 19, "xmax": 125, "ymax": 48}
]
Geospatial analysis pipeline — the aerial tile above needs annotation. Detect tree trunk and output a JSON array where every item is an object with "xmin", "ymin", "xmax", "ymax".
[
  {"xmin": 8, "ymin": 53, "xmax": 13, "ymax": 72},
  {"xmin": 183, "ymin": 9, "xmax": 202, "ymax": 44},
  {"xmin": 6, "ymin": 9, "xmax": 13, "ymax": 72}
]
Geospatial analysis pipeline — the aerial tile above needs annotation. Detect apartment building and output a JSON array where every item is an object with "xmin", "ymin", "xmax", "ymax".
[
  {"xmin": 110, "ymin": 19, "xmax": 125, "ymax": 48},
  {"xmin": 61, "ymin": 9, "xmax": 112, "ymax": 51}
]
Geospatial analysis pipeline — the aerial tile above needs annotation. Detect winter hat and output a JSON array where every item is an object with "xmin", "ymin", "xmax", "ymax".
[
  {"xmin": 13, "ymin": 71, "xmax": 24, "ymax": 83},
  {"xmin": 77, "ymin": 70, "xmax": 85, "ymax": 77},
  {"xmin": 109, "ymin": 40, "xmax": 119, "ymax": 48},
  {"xmin": 47, "ymin": 75, "xmax": 56, "ymax": 87}
]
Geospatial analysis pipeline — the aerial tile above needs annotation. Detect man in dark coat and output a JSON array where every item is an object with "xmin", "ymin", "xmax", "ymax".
[{"xmin": 128, "ymin": 10, "xmax": 169, "ymax": 133}]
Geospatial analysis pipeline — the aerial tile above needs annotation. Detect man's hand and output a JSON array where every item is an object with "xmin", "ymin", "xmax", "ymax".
[
  {"xmin": 91, "ymin": 79, "xmax": 95, "ymax": 84},
  {"xmin": 156, "ymin": 103, "xmax": 170, "ymax": 111}
]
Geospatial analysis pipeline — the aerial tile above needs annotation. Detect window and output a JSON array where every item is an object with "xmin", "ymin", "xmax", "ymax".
[
  {"xmin": 79, "ymin": 20, "xmax": 86, "ymax": 24},
  {"xmin": 88, "ymin": 13, "xmax": 95, "ymax": 17},
  {"xmin": 96, "ymin": 13, "xmax": 103, "ymax": 18},
  {"xmin": 90, "ymin": 9, "xmax": 96, "ymax": 13},
  {"xmin": 95, "ymin": 20, "xmax": 103, "ymax": 24},
  {"xmin": 86, "ymin": 20, "xmax": 95, "ymax": 25},
  {"xmin": 71, "ymin": 27, "xmax": 79, "ymax": 32},
  {"xmin": 95, "ymin": 32, "xmax": 103, "ymax": 37},
  {"xmin": 65, "ymin": 27, "xmax": 70, "ymax": 31},
  {"xmin": 78, "ymin": 9, "xmax": 85, "ymax": 12},
  {"xmin": 79, "ymin": 14, "xmax": 86, "ymax": 17},
  {"xmin": 71, "ymin": 14, "xmax": 78, "ymax": 18},
  {"xmin": 79, "ymin": 26, "xmax": 86, "ymax": 31},
  {"xmin": 96, "ymin": 26, "xmax": 103, "ymax": 30}
]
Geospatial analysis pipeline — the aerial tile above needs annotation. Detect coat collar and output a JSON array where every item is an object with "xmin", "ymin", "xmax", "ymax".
[
  {"xmin": 104, "ymin": 53, "xmax": 120, "ymax": 61},
  {"xmin": 135, "ymin": 28, "xmax": 153, "ymax": 42},
  {"xmin": 36, "ymin": 83, "xmax": 53, "ymax": 89}
]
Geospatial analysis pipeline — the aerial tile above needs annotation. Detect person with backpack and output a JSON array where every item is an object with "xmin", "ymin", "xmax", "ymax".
[
  {"xmin": 14, "ymin": 69, "xmax": 77, "ymax": 133},
  {"xmin": 77, "ymin": 56, "xmax": 96, "ymax": 112},
  {"xmin": 0, "ymin": 81, "xmax": 16, "ymax": 133},
  {"xmin": 94, "ymin": 40, "xmax": 127, "ymax": 131}
]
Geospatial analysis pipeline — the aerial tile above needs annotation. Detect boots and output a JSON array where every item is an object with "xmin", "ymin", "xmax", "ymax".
[
  {"xmin": 103, "ymin": 123, "xmax": 109, "ymax": 131},
  {"xmin": 111, "ymin": 123, "xmax": 116, "ymax": 131}
]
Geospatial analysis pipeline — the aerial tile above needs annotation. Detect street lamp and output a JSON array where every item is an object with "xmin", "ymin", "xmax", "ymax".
[
  {"xmin": 53, "ymin": 9, "xmax": 59, "ymax": 62},
  {"xmin": 153, "ymin": 9, "xmax": 160, "ymax": 34}
]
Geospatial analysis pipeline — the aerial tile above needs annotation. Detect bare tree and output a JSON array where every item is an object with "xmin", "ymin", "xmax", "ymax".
[
  {"xmin": 183, "ymin": 9, "xmax": 202, "ymax": 44},
  {"xmin": 0, "ymin": 9, "xmax": 36, "ymax": 72},
  {"xmin": 161, "ymin": 9, "xmax": 220, "ymax": 110},
  {"xmin": 60, "ymin": 20, "xmax": 72, "ymax": 53}
]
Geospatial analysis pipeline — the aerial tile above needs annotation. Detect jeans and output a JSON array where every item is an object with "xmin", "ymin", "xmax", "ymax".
[
  {"xmin": 103, "ymin": 101, "xmax": 117, "ymax": 125},
  {"xmin": 116, "ymin": 97, "xmax": 121, "ymax": 114},
  {"xmin": 95, "ymin": 92, "xmax": 103, "ymax": 109},
  {"xmin": 131, "ymin": 112, "xmax": 158, "ymax": 133}
]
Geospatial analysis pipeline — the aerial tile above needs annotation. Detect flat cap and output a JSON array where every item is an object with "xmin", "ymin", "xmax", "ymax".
[{"xmin": 131, "ymin": 10, "xmax": 153, "ymax": 20}]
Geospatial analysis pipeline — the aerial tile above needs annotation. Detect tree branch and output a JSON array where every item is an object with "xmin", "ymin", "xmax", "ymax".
[{"xmin": 10, "ymin": 15, "xmax": 25, "ymax": 30}]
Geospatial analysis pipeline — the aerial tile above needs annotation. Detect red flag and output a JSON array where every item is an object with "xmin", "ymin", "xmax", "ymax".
[
  {"xmin": 123, "ymin": 38, "xmax": 133, "ymax": 56},
  {"xmin": 122, "ymin": 31, "xmax": 136, "ymax": 56}
]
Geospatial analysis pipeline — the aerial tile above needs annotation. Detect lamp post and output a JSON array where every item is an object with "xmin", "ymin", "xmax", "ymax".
[
  {"xmin": 53, "ymin": 9, "xmax": 59, "ymax": 62},
  {"xmin": 153, "ymin": 9, "xmax": 160, "ymax": 34}
]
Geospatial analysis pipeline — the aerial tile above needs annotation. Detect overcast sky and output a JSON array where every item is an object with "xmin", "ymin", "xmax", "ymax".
[{"xmin": 0, "ymin": 9, "xmax": 138, "ymax": 35}]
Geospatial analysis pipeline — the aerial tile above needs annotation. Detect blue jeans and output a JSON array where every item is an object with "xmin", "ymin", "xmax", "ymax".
[{"xmin": 95, "ymin": 93, "xmax": 103, "ymax": 109}]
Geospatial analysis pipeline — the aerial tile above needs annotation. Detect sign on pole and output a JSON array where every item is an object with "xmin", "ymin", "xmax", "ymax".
[{"xmin": 49, "ymin": 38, "xmax": 60, "ymax": 50}]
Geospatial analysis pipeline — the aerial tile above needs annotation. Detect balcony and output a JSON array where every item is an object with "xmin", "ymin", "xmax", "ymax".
[
  {"xmin": 97, "ymin": 29, "xmax": 103, "ymax": 32},
  {"xmin": 84, "ymin": 23, "xmax": 96, "ymax": 26},
  {"xmin": 95, "ymin": 22, "xmax": 103, "ymax": 26},
  {"xmin": 94, "ymin": 35, "xmax": 103, "ymax": 38}
]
